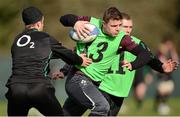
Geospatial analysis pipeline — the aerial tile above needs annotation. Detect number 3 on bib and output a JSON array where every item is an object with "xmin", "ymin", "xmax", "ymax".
[{"xmin": 89, "ymin": 42, "xmax": 108, "ymax": 62}]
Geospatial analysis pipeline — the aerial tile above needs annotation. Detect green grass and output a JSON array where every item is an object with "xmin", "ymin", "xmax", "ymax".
[
  {"xmin": 0, "ymin": 101, "xmax": 7, "ymax": 116},
  {"xmin": 118, "ymin": 98, "xmax": 180, "ymax": 116},
  {"xmin": 1, "ymin": 98, "xmax": 180, "ymax": 116}
]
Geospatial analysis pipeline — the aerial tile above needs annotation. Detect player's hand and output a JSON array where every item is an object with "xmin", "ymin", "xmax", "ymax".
[
  {"xmin": 80, "ymin": 53, "xmax": 92, "ymax": 67},
  {"xmin": 122, "ymin": 60, "xmax": 132, "ymax": 70},
  {"xmin": 51, "ymin": 71, "xmax": 65, "ymax": 80},
  {"xmin": 74, "ymin": 21, "xmax": 91, "ymax": 39},
  {"xmin": 162, "ymin": 59, "xmax": 179, "ymax": 73}
]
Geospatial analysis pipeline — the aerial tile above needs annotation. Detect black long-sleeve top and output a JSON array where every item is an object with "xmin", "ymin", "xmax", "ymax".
[{"xmin": 6, "ymin": 28, "xmax": 83, "ymax": 86}]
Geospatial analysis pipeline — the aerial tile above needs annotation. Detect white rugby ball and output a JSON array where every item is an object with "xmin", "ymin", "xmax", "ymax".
[{"xmin": 69, "ymin": 23, "xmax": 99, "ymax": 43}]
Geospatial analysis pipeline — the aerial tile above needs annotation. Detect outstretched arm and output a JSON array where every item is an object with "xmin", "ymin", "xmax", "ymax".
[
  {"xmin": 121, "ymin": 39, "xmax": 178, "ymax": 73},
  {"xmin": 119, "ymin": 35, "xmax": 152, "ymax": 70},
  {"xmin": 139, "ymin": 41, "xmax": 178, "ymax": 73},
  {"xmin": 50, "ymin": 36, "xmax": 92, "ymax": 67}
]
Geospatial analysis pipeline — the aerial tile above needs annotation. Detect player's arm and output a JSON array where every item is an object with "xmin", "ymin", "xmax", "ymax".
[
  {"xmin": 60, "ymin": 14, "xmax": 91, "ymax": 38},
  {"xmin": 60, "ymin": 64, "xmax": 72, "ymax": 76},
  {"xmin": 120, "ymin": 35, "xmax": 152, "ymax": 70},
  {"xmin": 120, "ymin": 37, "xmax": 178, "ymax": 72},
  {"xmin": 51, "ymin": 64, "xmax": 72, "ymax": 80},
  {"xmin": 53, "ymin": 62, "xmax": 74, "ymax": 80},
  {"xmin": 139, "ymin": 41, "xmax": 178, "ymax": 73},
  {"xmin": 60, "ymin": 14, "xmax": 90, "ymax": 27},
  {"xmin": 138, "ymin": 41, "xmax": 163, "ymax": 73},
  {"xmin": 49, "ymin": 36, "xmax": 92, "ymax": 66}
]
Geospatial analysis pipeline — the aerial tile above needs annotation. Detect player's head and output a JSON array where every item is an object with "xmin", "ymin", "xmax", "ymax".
[
  {"xmin": 102, "ymin": 7, "xmax": 122, "ymax": 37},
  {"xmin": 22, "ymin": 6, "xmax": 44, "ymax": 31},
  {"xmin": 121, "ymin": 13, "xmax": 133, "ymax": 35}
]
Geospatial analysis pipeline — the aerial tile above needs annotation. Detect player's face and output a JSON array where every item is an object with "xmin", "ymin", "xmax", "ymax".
[
  {"xmin": 122, "ymin": 19, "xmax": 133, "ymax": 35},
  {"xmin": 103, "ymin": 19, "xmax": 122, "ymax": 37}
]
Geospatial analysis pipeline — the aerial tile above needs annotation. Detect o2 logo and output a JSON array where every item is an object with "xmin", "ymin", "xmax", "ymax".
[{"xmin": 16, "ymin": 35, "xmax": 35, "ymax": 48}]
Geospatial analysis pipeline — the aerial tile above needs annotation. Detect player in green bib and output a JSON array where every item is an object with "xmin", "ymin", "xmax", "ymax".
[
  {"xmin": 99, "ymin": 36, "xmax": 141, "ymax": 97},
  {"xmin": 75, "ymin": 17, "xmax": 126, "ymax": 82},
  {"xmin": 57, "ymin": 7, "xmax": 178, "ymax": 115},
  {"xmin": 98, "ymin": 12, "xmax": 178, "ymax": 116},
  {"xmin": 58, "ymin": 8, "xmax": 179, "ymax": 116},
  {"xmin": 59, "ymin": 7, "xmax": 160, "ymax": 116}
]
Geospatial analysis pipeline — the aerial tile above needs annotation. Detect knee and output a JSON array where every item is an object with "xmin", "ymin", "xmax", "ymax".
[
  {"xmin": 101, "ymin": 102, "xmax": 110, "ymax": 114},
  {"xmin": 93, "ymin": 100, "xmax": 110, "ymax": 115}
]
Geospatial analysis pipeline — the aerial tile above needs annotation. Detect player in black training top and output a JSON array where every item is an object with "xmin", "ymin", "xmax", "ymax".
[{"xmin": 5, "ymin": 6, "xmax": 92, "ymax": 116}]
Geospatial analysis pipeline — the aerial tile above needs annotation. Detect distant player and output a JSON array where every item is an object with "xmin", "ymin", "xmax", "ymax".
[
  {"xmin": 122, "ymin": 12, "xmax": 153, "ymax": 109},
  {"xmin": 155, "ymin": 35, "xmax": 179, "ymax": 115}
]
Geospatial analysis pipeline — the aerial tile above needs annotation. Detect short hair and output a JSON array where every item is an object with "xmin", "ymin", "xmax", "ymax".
[
  {"xmin": 103, "ymin": 7, "xmax": 122, "ymax": 23},
  {"xmin": 121, "ymin": 12, "xmax": 131, "ymax": 20},
  {"xmin": 22, "ymin": 6, "xmax": 43, "ymax": 25}
]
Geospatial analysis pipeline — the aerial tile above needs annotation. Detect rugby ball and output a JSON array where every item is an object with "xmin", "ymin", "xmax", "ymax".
[{"xmin": 69, "ymin": 23, "xmax": 99, "ymax": 43}]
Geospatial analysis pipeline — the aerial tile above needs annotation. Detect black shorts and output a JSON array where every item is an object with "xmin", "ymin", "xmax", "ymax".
[{"xmin": 5, "ymin": 82, "xmax": 63, "ymax": 116}]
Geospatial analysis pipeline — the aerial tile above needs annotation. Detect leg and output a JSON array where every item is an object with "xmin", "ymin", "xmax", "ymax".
[
  {"xmin": 134, "ymin": 82, "xmax": 147, "ymax": 108},
  {"xmin": 155, "ymin": 80, "xmax": 174, "ymax": 114},
  {"xmin": 7, "ymin": 99, "xmax": 30, "ymax": 116},
  {"xmin": 110, "ymin": 96, "xmax": 124, "ymax": 116},
  {"xmin": 29, "ymin": 83, "xmax": 63, "ymax": 116},
  {"xmin": 6, "ymin": 84, "xmax": 30, "ymax": 116},
  {"xmin": 133, "ymin": 68, "xmax": 147, "ymax": 108},
  {"xmin": 63, "ymin": 97, "xmax": 87, "ymax": 116},
  {"xmin": 65, "ymin": 74, "xmax": 110, "ymax": 116},
  {"xmin": 101, "ymin": 90, "xmax": 124, "ymax": 116}
]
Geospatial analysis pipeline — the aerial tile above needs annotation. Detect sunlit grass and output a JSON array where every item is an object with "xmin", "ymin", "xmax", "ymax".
[{"xmin": 1, "ymin": 98, "xmax": 180, "ymax": 116}]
